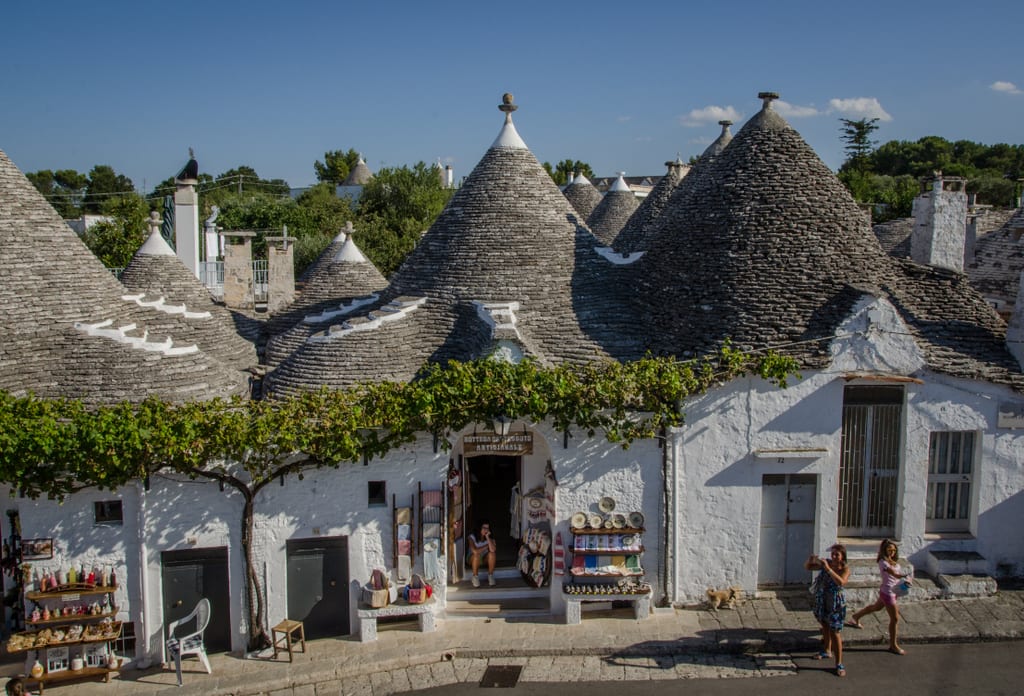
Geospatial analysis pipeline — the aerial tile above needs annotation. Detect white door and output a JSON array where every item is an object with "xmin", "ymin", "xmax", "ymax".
[{"xmin": 758, "ymin": 474, "xmax": 817, "ymax": 586}]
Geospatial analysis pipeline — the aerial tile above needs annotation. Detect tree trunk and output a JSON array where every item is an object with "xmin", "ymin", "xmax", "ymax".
[{"xmin": 238, "ymin": 485, "xmax": 270, "ymax": 651}]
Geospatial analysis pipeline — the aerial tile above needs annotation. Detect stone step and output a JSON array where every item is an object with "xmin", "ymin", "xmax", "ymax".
[
  {"xmin": 926, "ymin": 550, "xmax": 988, "ymax": 576},
  {"xmin": 445, "ymin": 567, "xmax": 550, "ymax": 618}
]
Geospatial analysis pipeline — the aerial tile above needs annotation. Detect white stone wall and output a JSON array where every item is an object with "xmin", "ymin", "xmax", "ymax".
[{"xmin": 911, "ymin": 183, "xmax": 968, "ymax": 272}]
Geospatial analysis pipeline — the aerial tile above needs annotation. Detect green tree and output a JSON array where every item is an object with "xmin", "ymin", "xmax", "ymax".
[
  {"xmin": 26, "ymin": 169, "xmax": 88, "ymax": 218},
  {"xmin": 542, "ymin": 159, "xmax": 595, "ymax": 186},
  {"xmin": 81, "ymin": 192, "xmax": 151, "ymax": 268},
  {"xmin": 314, "ymin": 149, "xmax": 361, "ymax": 185},
  {"xmin": 83, "ymin": 165, "xmax": 135, "ymax": 213},
  {"xmin": 838, "ymin": 118, "xmax": 880, "ymax": 174}
]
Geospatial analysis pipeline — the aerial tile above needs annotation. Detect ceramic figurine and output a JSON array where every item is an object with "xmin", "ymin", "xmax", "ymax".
[
  {"xmin": 68, "ymin": 566, "xmax": 76, "ymax": 584},
  {"xmin": 30, "ymin": 659, "xmax": 44, "ymax": 679}
]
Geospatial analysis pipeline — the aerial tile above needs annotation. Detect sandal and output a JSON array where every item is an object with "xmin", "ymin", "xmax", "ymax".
[
  {"xmin": 814, "ymin": 650, "xmax": 832, "ymax": 660},
  {"xmin": 889, "ymin": 646, "xmax": 906, "ymax": 655},
  {"xmin": 836, "ymin": 663, "xmax": 846, "ymax": 677},
  {"xmin": 845, "ymin": 619, "xmax": 863, "ymax": 629}
]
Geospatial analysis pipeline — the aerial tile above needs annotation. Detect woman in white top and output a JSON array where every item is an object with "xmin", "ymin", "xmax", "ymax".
[{"xmin": 468, "ymin": 520, "xmax": 497, "ymax": 587}]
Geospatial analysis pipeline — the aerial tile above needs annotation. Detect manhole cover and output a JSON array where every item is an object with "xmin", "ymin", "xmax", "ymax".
[{"xmin": 480, "ymin": 665, "xmax": 523, "ymax": 688}]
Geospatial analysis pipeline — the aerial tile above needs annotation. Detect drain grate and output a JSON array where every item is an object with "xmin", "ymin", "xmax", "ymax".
[{"xmin": 480, "ymin": 665, "xmax": 523, "ymax": 688}]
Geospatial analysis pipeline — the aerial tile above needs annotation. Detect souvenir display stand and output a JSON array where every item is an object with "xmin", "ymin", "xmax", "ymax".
[
  {"xmin": 10, "ymin": 583, "xmax": 122, "ymax": 693},
  {"xmin": 563, "ymin": 502, "xmax": 651, "ymax": 624},
  {"xmin": 446, "ymin": 459, "xmax": 464, "ymax": 582},
  {"xmin": 392, "ymin": 494, "xmax": 415, "ymax": 582},
  {"xmin": 418, "ymin": 483, "xmax": 445, "ymax": 582}
]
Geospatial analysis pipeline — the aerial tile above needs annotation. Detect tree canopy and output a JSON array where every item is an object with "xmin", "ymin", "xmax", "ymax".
[
  {"xmin": 314, "ymin": 149, "xmax": 361, "ymax": 185},
  {"xmin": 542, "ymin": 159, "xmax": 594, "ymax": 186}
]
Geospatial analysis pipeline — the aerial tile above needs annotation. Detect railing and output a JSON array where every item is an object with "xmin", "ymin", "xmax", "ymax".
[{"xmin": 198, "ymin": 261, "xmax": 268, "ymax": 304}]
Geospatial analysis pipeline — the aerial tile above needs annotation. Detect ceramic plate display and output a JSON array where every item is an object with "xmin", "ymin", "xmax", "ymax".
[
  {"xmin": 598, "ymin": 496, "xmax": 616, "ymax": 513},
  {"xmin": 628, "ymin": 511, "xmax": 644, "ymax": 529},
  {"xmin": 604, "ymin": 517, "xmax": 614, "ymax": 529},
  {"xmin": 571, "ymin": 512, "xmax": 587, "ymax": 528},
  {"xmin": 529, "ymin": 497, "xmax": 544, "ymax": 509},
  {"xmin": 588, "ymin": 513, "xmax": 603, "ymax": 529},
  {"xmin": 622, "ymin": 535, "xmax": 636, "ymax": 547},
  {"xmin": 612, "ymin": 513, "xmax": 627, "ymax": 528}
]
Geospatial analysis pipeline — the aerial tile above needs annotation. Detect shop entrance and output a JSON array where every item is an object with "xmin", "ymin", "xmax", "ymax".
[
  {"xmin": 465, "ymin": 455, "xmax": 520, "ymax": 567},
  {"xmin": 160, "ymin": 547, "xmax": 232, "ymax": 653},
  {"xmin": 285, "ymin": 536, "xmax": 350, "ymax": 639}
]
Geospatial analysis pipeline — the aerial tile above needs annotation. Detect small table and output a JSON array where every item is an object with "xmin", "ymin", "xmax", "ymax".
[
  {"xmin": 356, "ymin": 600, "xmax": 436, "ymax": 642},
  {"xmin": 271, "ymin": 619, "xmax": 306, "ymax": 662},
  {"xmin": 564, "ymin": 592, "xmax": 651, "ymax": 624}
]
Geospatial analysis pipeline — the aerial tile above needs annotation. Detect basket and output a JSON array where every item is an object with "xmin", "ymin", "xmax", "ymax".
[
  {"xmin": 361, "ymin": 568, "xmax": 391, "ymax": 608},
  {"xmin": 403, "ymin": 573, "xmax": 432, "ymax": 604}
]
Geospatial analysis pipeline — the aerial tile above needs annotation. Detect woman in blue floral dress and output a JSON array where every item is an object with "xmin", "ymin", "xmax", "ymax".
[{"xmin": 805, "ymin": 544, "xmax": 851, "ymax": 677}]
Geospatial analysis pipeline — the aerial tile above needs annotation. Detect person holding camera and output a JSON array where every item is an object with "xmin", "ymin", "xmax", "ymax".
[
  {"xmin": 805, "ymin": 543, "xmax": 851, "ymax": 677},
  {"xmin": 468, "ymin": 520, "xmax": 497, "ymax": 587}
]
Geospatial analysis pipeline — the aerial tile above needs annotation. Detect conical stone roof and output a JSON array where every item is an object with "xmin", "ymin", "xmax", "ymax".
[
  {"xmin": 613, "ymin": 158, "xmax": 687, "ymax": 253},
  {"xmin": 342, "ymin": 157, "xmax": 373, "ymax": 186},
  {"xmin": 587, "ymin": 174, "xmax": 639, "ymax": 245},
  {"xmin": 296, "ymin": 224, "xmax": 351, "ymax": 285},
  {"xmin": 120, "ymin": 222, "xmax": 259, "ymax": 373},
  {"xmin": 632, "ymin": 94, "xmax": 1023, "ymax": 391},
  {"xmin": 562, "ymin": 174, "xmax": 603, "ymax": 220},
  {"xmin": 0, "ymin": 149, "xmax": 248, "ymax": 404},
  {"xmin": 263, "ymin": 234, "xmax": 389, "ymax": 366},
  {"xmin": 264, "ymin": 96, "xmax": 639, "ymax": 397}
]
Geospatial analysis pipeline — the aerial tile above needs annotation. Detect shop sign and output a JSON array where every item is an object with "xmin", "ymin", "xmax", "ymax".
[{"xmin": 463, "ymin": 432, "xmax": 533, "ymax": 455}]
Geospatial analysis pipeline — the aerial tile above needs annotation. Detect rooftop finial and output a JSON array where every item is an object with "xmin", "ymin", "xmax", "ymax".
[
  {"xmin": 757, "ymin": 92, "xmax": 779, "ymax": 110},
  {"xmin": 188, "ymin": 146, "xmax": 195, "ymax": 159},
  {"xmin": 499, "ymin": 93, "xmax": 518, "ymax": 122},
  {"xmin": 718, "ymin": 119, "xmax": 733, "ymax": 129},
  {"xmin": 148, "ymin": 210, "xmax": 162, "ymax": 235}
]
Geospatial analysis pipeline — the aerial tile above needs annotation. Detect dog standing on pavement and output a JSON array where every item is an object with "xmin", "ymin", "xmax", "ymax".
[{"xmin": 706, "ymin": 586, "xmax": 740, "ymax": 610}]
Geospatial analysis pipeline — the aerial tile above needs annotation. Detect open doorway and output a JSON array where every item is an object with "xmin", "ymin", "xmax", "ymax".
[{"xmin": 465, "ymin": 455, "xmax": 519, "ymax": 567}]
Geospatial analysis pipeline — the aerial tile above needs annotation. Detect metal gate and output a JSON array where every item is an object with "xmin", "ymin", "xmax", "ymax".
[
  {"xmin": 160, "ymin": 547, "xmax": 232, "ymax": 653},
  {"xmin": 838, "ymin": 387, "xmax": 903, "ymax": 537},
  {"xmin": 285, "ymin": 537, "xmax": 350, "ymax": 639},
  {"xmin": 758, "ymin": 474, "xmax": 817, "ymax": 586}
]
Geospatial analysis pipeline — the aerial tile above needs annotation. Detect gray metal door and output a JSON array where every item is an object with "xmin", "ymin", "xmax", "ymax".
[
  {"xmin": 839, "ymin": 386, "xmax": 903, "ymax": 537},
  {"xmin": 758, "ymin": 475, "xmax": 817, "ymax": 586},
  {"xmin": 161, "ymin": 547, "xmax": 232, "ymax": 653},
  {"xmin": 286, "ymin": 537, "xmax": 349, "ymax": 639}
]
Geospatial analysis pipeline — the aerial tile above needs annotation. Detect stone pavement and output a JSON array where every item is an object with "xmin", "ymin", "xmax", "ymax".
[{"xmin": 3, "ymin": 583, "xmax": 1023, "ymax": 696}]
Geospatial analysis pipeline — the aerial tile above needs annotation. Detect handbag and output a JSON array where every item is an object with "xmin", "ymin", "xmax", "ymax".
[
  {"xmin": 894, "ymin": 578, "xmax": 912, "ymax": 598},
  {"xmin": 403, "ymin": 573, "xmax": 433, "ymax": 604},
  {"xmin": 361, "ymin": 568, "xmax": 391, "ymax": 608}
]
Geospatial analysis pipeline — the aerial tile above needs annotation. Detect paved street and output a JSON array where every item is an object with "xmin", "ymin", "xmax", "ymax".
[{"xmin": 2, "ymin": 583, "xmax": 1022, "ymax": 695}]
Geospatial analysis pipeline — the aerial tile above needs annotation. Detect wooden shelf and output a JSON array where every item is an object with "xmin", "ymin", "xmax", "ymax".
[
  {"xmin": 570, "ymin": 547, "xmax": 644, "ymax": 555},
  {"xmin": 28, "ymin": 664, "xmax": 118, "ymax": 693},
  {"xmin": 6, "ymin": 625, "xmax": 122, "ymax": 654},
  {"xmin": 568, "ymin": 570, "xmax": 644, "ymax": 577},
  {"xmin": 27, "ymin": 609, "xmax": 119, "ymax": 626},
  {"xmin": 570, "ymin": 527, "xmax": 644, "ymax": 534},
  {"xmin": 26, "ymin": 585, "xmax": 116, "ymax": 601}
]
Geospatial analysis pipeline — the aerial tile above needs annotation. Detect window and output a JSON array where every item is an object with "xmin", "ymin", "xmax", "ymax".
[
  {"xmin": 926, "ymin": 431, "xmax": 976, "ymax": 533},
  {"xmin": 112, "ymin": 621, "xmax": 135, "ymax": 660},
  {"xmin": 367, "ymin": 481, "xmax": 386, "ymax": 507},
  {"xmin": 94, "ymin": 500, "xmax": 123, "ymax": 525}
]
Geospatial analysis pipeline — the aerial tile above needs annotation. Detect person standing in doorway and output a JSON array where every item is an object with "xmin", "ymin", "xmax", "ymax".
[
  {"xmin": 806, "ymin": 543, "xmax": 851, "ymax": 677},
  {"xmin": 468, "ymin": 520, "xmax": 497, "ymax": 587},
  {"xmin": 846, "ymin": 539, "xmax": 911, "ymax": 654}
]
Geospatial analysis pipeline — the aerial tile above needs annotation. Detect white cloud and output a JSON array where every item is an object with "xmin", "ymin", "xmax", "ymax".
[
  {"xmin": 991, "ymin": 80, "xmax": 1022, "ymax": 95},
  {"xmin": 680, "ymin": 105, "xmax": 742, "ymax": 127},
  {"xmin": 828, "ymin": 97, "xmax": 892, "ymax": 122},
  {"xmin": 775, "ymin": 100, "xmax": 821, "ymax": 118},
  {"xmin": 617, "ymin": 115, "xmax": 633, "ymax": 123}
]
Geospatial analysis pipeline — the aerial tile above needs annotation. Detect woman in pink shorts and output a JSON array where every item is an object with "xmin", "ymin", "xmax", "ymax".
[{"xmin": 847, "ymin": 539, "xmax": 911, "ymax": 654}]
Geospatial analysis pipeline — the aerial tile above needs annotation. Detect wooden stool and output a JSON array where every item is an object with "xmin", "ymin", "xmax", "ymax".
[{"xmin": 271, "ymin": 619, "xmax": 306, "ymax": 662}]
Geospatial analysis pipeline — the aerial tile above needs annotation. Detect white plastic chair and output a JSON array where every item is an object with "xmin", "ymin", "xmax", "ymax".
[{"xmin": 165, "ymin": 597, "xmax": 212, "ymax": 686}]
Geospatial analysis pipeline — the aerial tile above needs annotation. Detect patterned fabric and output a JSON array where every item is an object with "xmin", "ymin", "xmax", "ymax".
[
  {"xmin": 166, "ymin": 635, "xmax": 204, "ymax": 657},
  {"xmin": 812, "ymin": 568, "xmax": 847, "ymax": 631}
]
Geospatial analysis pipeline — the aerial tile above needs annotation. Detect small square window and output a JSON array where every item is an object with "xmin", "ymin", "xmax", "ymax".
[
  {"xmin": 368, "ymin": 481, "xmax": 386, "ymax": 507},
  {"xmin": 94, "ymin": 500, "xmax": 123, "ymax": 525}
]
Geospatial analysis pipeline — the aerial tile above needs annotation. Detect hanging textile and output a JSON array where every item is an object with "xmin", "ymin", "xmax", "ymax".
[
  {"xmin": 423, "ymin": 539, "xmax": 441, "ymax": 580},
  {"xmin": 509, "ymin": 482, "xmax": 522, "ymax": 539}
]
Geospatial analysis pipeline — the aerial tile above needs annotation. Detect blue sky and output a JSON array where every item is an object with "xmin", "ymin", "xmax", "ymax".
[{"xmin": 2, "ymin": 0, "xmax": 1022, "ymax": 192}]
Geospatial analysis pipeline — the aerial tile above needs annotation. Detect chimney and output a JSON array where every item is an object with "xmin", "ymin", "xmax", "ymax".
[
  {"xmin": 265, "ymin": 230, "xmax": 297, "ymax": 314},
  {"xmin": 221, "ymin": 230, "xmax": 256, "ymax": 309},
  {"xmin": 1008, "ymin": 270, "xmax": 1024, "ymax": 370},
  {"xmin": 910, "ymin": 172, "xmax": 968, "ymax": 272},
  {"xmin": 173, "ymin": 149, "xmax": 201, "ymax": 279}
]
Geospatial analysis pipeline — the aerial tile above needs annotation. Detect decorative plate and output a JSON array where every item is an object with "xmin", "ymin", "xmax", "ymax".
[
  {"xmin": 571, "ymin": 512, "xmax": 587, "ymax": 528},
  {"xmin": 598, "ymin": 496, "xmax": 616, "ymax": 513},
  {"xmin": 628, "ymin": 511, "xmax": 644, "ymax": 529},
  {"xmin": 588, "ymin": 513, "xmax": 603, "ymax": 529},
  {"xmin": 621, "ymin": 534, "xmax": 636, "ymax": 547},
  {"xmin": 612, "ymin": 513, "xmax": 627, "ymax": 528},
  {"xmin": 528, "ymin": 497, "xmax": 544, "ymax": 509},
  {"xmin": 603, "ymin": 517, "xmax": 614, "ymax": 528}
]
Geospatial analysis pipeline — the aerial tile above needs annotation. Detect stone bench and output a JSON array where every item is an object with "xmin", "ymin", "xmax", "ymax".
[
  {"xmin": 357, "ymin": 599, "xmax": 437, "ymax": 642},
  {"xmin": 564, "ymin": 592, "xmax": 651, "ymax": 625}
]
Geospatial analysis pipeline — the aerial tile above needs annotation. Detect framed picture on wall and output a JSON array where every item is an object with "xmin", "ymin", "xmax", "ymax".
[{"xmin": 22, "ymin": 538, "xmax": 53, "ymax": 560}]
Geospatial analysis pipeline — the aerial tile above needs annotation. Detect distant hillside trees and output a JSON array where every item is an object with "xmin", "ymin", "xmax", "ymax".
[
  {"xmin": 543, "ymin": 159, "xmax": 594, "ymax": 186},
  {"xmin": 838, "ymin": 118, "xmax": 1024, "ymax": 221},
  {"xmin": 314, "ymin": 149, "xmax": 362, "ymax": 186}
]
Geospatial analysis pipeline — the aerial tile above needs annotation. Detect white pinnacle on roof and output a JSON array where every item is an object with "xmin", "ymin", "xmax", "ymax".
[
  {"xmin": 334, "ymin": 236, "xmax": 370, "ymax": 263},
  {"xmin": 490, "ymin": 93, "xmax": 528, "ymax": 149},
  {"xmin": 609, "ymin": 173, "xmax": 631, "ymax": 192},
  {"xmin": 136, "ymin": 212, "xmax": 177, "ymax": 256}
]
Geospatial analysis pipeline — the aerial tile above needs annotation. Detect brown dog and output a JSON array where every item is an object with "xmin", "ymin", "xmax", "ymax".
[{"xmin": 706, "ymin": 586, "xmax": 740, "ymax": 610}]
